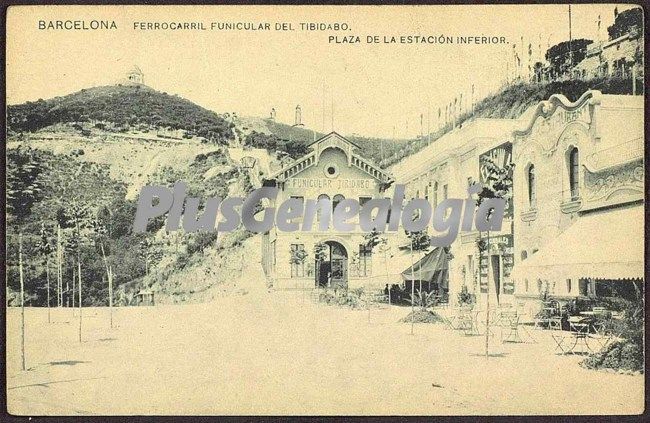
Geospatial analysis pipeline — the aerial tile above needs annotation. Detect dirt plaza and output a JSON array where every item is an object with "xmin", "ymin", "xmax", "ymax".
[{"xmin": 7, "ymin": 286, "xmax": 643, "ymax": 415}]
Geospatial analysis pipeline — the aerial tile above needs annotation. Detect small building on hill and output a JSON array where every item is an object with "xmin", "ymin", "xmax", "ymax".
[{"xmin": 126, "ymin": 65, "xmax": 145, "ymax": 84}]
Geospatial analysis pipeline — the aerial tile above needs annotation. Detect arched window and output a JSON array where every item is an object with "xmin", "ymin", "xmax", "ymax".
[
  {"xmin": 527, "ymin": 165, "xmax": 536, "ymax": 207},
  {"xmin": 521, "ymin": 251, "xmax": 528, "ymax": 261},
  {"xmin": 333, "ymin": 194, "xmax": 345, "ymax": 212},
  {"xmin": 569, "ymin": 147, "xmax": 580, "ymax": 200},
  {"xmin": 432, "ymin": 182, "xmax": 438, "ymax": 207},
  {"xmin": 317, "ymin": 194, "xmax": 330, "ymax": 221}
]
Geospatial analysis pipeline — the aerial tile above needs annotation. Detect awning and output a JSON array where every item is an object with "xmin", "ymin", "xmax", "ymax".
[
  {"xmin": 401, "ymin": 247, "xmax": 450, "ymax": 289},
  {"xmin": 509, "ymin": 205, "xmax": 644, "ymax": 282},
  {"xmin": 382, "ymin": 249, "xmax": 426, "ymax": 282}
]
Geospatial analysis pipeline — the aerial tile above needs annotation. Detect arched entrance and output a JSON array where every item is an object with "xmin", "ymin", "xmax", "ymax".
[{"xmin": 316, "ymin": 240, "xmax": 348, "ymax": 289}]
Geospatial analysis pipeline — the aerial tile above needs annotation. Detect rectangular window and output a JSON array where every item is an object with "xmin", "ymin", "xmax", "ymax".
[
  {"xmin": 578, "ymin": 279, "xmax": 588, "ymax": 296},
  {"xmin": 528, "ymin": 165, "xmax": 536, "ymax": 207},
  {"xmin": 566, "ymin": 279, "xmax": 572, "ymax": 294},
  {"xmin": 358, "ymin": 244, "xmax": 372, "ymax": 277},
  {"xmin": 290, "ymin": 244, "xmax": 306, "ymax": 278},
  {"xmin": 569, "ymin": 148, "xmax": 580, "ymax": 200},
  {"xmin": 443, "ymin": 184, "xmax": 448, "ymax": 201}
]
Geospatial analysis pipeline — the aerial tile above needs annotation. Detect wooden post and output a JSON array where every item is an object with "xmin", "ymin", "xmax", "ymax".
[
  {"xmin": 78, "ymin": 259, "xmax": 82, "ymax": 342},
  {"xmin": 72, "ymin": 264, "xmax": 76, "ymax": 310},
  {"xmin": 77, "ymin": 220, "xmax": 82, "ymax": 343},
  {"xmin": 46, "ymin": 259, "xmax": 51, "ymax": 324},
  {"xmin": 109, "ymin": 266, "xmax": 114, "ymax": 328},
  {"xmin": 383, "ymin": 247, "xmax": 390, "ymax": 306},
  {"xmin": 57, "ymin": 224, "xmax": 61, "ymax": 307},
  {"xmin": 100, "ymin": 243, "xmax": 113, "ymax": 328},
  {"xmin": 19, "ymin": 233, "xmax": 26, "ymax": 371},
  {"xmin": 485, "ymin": 231, "xmax": 491, "ymax": 357},
  {"xmin": 410, "ymin": 239, "xmax": 415, "ymax": 335}
]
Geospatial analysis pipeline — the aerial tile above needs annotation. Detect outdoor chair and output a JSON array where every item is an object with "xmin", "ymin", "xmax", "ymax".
[
  {"xmin": 548, "ymin": 305, "xmax": 566, "ymax": 331},
  {"xmin": 498, "ymin": 310, "xmax": 521, "ymax": 343},
  {"xmin": 441, "ymin": 309, "xmax": 458, "ymax": 330},
  {"xmin": 456, "ymin": 307, "xmax": 479, "ymax": 336},
  {"xmin": 587, "ymin": 314, "xmax": 619, "ymax": 352},
  {"xmin": 552, "ymin": 317, "xmax": 592, "ymax": 355},
  {"xmin": 498, "ymin": 310, "xmax": 536, "ymax": 344}
]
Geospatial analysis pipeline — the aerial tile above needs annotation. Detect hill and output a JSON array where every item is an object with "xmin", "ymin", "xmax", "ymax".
[
  {"xmin": 235, "ymin": 115, "xmax": 412, "ymax": 165},
  {"xmin": 7, "ymin": 84, "xmax": 234, "ymax": 144}
]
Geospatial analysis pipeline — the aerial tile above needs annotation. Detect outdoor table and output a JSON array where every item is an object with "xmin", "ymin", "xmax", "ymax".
[{"xmin": 534, "ymin": 307, "xmax": 558, "ymax": 330}]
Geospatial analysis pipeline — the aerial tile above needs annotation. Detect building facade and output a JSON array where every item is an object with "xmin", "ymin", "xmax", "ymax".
[
  {"xmin": 261, "ymin": 132, "xmax": 395, "ymax": 290},
  {"xmin": 510, "ymin": 90, "xmax": 644, "ymax": 311},
  {"xmin": 390, "ymin": 119, "xmax": 520, "ymax": 306},
  {"xmin": 574, "ymin": 29, "xmax": 644, "ymax": 80}
]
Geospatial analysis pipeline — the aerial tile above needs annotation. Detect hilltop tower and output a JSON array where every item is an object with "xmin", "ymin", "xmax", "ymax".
[
  {"xmin": 294, "ymin": 105, "xmax": 302, "ymax": 126},
  {"xmin": 126, "ymin": 65, "xmax": 144, "ymax": 84},
  {"xmin": 270, "ymin": 108, "xmax": 276, "ymax": 120}
]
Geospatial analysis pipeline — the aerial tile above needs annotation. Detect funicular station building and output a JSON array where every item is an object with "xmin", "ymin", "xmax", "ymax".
[{"xmin": 260, "ymin": 132, "xmax": 395, "ymax": 290}]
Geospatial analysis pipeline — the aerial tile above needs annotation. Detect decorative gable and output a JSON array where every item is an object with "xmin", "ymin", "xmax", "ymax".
[{"xmin": 265, "ymin": 132, "xmax": 394, "ymax": 188}]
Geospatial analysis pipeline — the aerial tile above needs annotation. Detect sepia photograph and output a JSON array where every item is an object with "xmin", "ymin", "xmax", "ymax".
[{"xmin": 4, "ymin": 3, "xmax": 646, "ymax": 416}]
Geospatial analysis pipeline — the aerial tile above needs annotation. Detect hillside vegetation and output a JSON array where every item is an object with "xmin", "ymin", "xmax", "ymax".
[
  {"xmin": 7, "ymin": 85, "xmax": 234, "ymax": 144},
  {"xmin": 6, "ymin": 141, "xmax": 253, "ymax": 307},
  {"xmin": 384, "ymin": 76, "xmax": 643, "ymax": 167},
  {"xmin": 238, "ymin": 116, "xmax": 412, "ymax": 166}
]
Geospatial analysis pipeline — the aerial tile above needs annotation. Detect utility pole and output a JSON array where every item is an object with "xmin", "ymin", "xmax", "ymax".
[
  {"xmin": 427, "ymin": 104, "xmax": 431, "ymax": 146},
  {"xmin": 569, "ymin": 5, "xmax": 573, "ymax": 70},
  {"xmin": 330, "ymin": 90, "xmax": 334, "ymax": 132},
  {"xmin": 19, "ymin": 233, "xmax": 26, "ymax": 371},
  {"xmin": 409, "ymin": 237, "xmax": 415, "ymax": 335},
  {"xmin": 485, "ymin": 231, "xmax": 491, "ymax": 357},
  {"xmin": 76, "ymin": 220, "xmax": 82, "ymax": 343}
]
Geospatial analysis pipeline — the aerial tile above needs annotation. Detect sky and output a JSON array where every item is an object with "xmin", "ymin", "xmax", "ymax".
[{"xmin": 7, "ymin": 4, "xmax": 638, "ymax": 138}]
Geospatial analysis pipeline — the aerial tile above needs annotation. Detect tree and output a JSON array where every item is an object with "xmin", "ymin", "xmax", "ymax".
[
  {"xmin": 545, "ymin": 39, "xmax": 593, "ymax": 77},
  {"xmin": 607, "ymin": 8, "xmax": 642, "ymax": 40},
  {"xmin": 37, "ymin": 223, "xmax": 54, "ymax": 323},
  {"xmin": 475, "ymin": 155, "xmax": 514, "ymax": 357},
  {"xmin": 91, "ymin": 217, "xmax": 114, "ymax": 328},
  {"xmin": 67, "ymin": 201, "xmax": 91, "ymax": 342},
  {"xmin": 7, "ymin": 147, "xmax": 45, "ymax": 223},
  {"xmin": 405, "ymin": 229, "xmax": 431, "ymax": 334},
  {"xmin": 18, "ymin": 233, "xmax": 26, "ymax": 370},
  {"xmin": 363, "ymin": 229, "xmax": 390, "ymax": 303},
  {"xmin": 289, "ymin": 246, "xmax": 309, "ymax": 290}
]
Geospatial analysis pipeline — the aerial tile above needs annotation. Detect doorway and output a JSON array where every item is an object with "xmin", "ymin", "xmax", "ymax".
[{"xmin": 316, "ymin": 241, "xmax": 348, "ymax": 289}]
